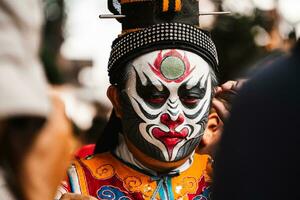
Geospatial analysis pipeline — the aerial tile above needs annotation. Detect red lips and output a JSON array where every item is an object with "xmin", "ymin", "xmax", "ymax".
[
  {"xmin": 152, "ymin": 113, "xmax": 189, "ymax": 159},
  {"xmin": 152, "ymin": 128, "xmax": 188, "ymax": 143}
]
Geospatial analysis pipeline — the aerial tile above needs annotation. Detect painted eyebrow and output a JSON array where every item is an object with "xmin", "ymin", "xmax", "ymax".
[
  {"xmin": 132, "ymin": 65, "xmax": 164, "ymax": 91},
  {"xmin": 178, "ymin": 81, "xmax": 203, "ymax": 97},
  {"xmin": 143, "ymin": 72, "xmax": 164, "ymax": 92},
  {"xmin": 134, "ymin": 67, "xmax": 169, "ymax": 99},
  {"xmin": 178, "ymin": 73, "xmax": 209, "ymax": 99},
  {"xmin": 184, "ymin": 73, "xmax": 207, "ymax": 89}
]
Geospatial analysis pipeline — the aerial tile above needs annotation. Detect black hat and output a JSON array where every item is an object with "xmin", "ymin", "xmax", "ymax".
[{"xmin": 106, "ymin": 0, "xmax": 219, "ymax": 84}]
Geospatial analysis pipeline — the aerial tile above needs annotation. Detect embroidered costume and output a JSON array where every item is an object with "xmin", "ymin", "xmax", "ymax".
[{"xmin": 62, "ymin": 152, "xmax": 212, "ymax": 200}]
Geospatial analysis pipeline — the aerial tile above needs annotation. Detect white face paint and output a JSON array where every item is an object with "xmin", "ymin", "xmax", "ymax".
[{"xmin": 120, "ymin": 49, "xmax": 212, "ymax": 162}]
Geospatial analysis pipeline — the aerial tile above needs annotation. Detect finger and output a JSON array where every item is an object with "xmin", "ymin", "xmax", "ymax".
[
  {"xmin": 220, "ymin": 81, "xmax": 237, "ymax": 90},
  {"xmin": 214, "ymin": 81, "xmax": 238, "ymax": 98},
  {"xmin": 234, "ymin": 78, "xmax": 247, "ymax": 90},
  {"xmin": 212, "ymin": 99, "xmax": 230, "ymax": 122},
  {"xmin": 214, "ymin": 86, "xmax": 222, "ymax": 94},
  {"xmin": 215, "ymin": 89, "xmax": 238, "ymax": 104}
]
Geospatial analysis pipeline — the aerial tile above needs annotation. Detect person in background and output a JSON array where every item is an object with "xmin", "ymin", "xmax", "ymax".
[
  {"xmin": 212, "ymin": 27, "xmax": 300, "ymax": 200},
  {"xmin": 0, "ymin": 1, "xmax": 76, "ymax": 200}
]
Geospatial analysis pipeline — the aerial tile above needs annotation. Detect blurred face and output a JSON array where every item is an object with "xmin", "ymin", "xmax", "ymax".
[{"xmin": 120, "ymin": 49, "xmax": 212, "ymax": 162}]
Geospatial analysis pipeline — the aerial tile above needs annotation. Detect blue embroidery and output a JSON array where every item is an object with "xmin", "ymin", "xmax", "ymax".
[
  {"xmin": 193, "ymin": 196, "xmax": 208, "ymax": 200},
  {"xmin": 97, "ymin": 186, "xmax": 130, "ymax": 200},
  {"xmin": 193, "ymin": 187, "xmax": 211, "ymax": 200}
]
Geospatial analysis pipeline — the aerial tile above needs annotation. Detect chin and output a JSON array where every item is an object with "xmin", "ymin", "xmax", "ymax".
[{"xmin": 125, "ymin": 137, "xmax": 192, "ymax": 172}]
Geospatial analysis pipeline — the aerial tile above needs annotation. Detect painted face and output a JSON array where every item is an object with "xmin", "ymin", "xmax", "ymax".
[{"xmin": 120, "ymin": 49, "xmax": 212, "ymax": 162}]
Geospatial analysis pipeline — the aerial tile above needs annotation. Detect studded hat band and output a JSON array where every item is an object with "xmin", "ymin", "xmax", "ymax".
[{"xmin": 108, "ymin": 22, "xmax": 219, "ymax": 84}]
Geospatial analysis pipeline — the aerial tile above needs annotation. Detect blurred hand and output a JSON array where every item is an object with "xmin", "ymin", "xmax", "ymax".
[
  {"xmin": 21, "ymin": 92, "xmax": 79, "ymax": 200},
  {"xmin": 60, "ymin": 193, "xmax": 98, "ymax": 200},
  {"xmin": 212, "ymin": 79, "xmax": 246, "ymax": 122}
]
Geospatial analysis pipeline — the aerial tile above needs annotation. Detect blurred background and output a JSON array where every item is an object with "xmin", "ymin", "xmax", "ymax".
[{"xmin": 41, "ymin": 0, "xmax": 300, "ymax": 145}]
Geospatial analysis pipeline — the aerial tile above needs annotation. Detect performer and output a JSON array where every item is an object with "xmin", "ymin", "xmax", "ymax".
[{"xmin": 58, "ymin": 0, "xmax": 221, "ymax": 199}]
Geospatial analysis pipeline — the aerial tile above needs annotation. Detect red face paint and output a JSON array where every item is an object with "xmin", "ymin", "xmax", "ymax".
[
  {"xmin": 148, "ymin": 49, "xmax": 195, "ymax": 83},
  {"xmin": 152, "ymin": 113, "xmax": 189, "ymax": 159}
]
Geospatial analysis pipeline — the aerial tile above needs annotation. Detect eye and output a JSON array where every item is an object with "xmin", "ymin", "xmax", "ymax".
[
  {"xmin": 178, "ymin": 80, "xmax": 207, "ymax": 108},
  {"xmin": 180, "ymin": 96, "xmax": 199, "ymax": 105},
  {"xmin": 145, "ymin": 95, "xmax": 167, "ymax": 104}
]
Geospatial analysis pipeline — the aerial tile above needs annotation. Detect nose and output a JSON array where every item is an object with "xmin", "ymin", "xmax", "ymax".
[{"xmin": 160, "ymin": 113, "xmax": 184, "ymax": 131}]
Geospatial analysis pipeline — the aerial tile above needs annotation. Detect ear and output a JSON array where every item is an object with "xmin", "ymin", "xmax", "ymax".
[
  {"xmin": 107, "ymin": 85, "xmax": 123, "ymax": 118},
  {"xmin": 201, "ymin": 112, "xmax": 223, "ymax": 146}
]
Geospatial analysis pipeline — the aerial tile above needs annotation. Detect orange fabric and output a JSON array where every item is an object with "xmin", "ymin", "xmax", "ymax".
[
  {"xmin": 72, "ymin": 159, "xmax": 89, "ymax": 195},
  {"xmin": 163, "ymin": 0, "xmax": 169, "ymax": 12},
  {"xmin": 175, "ymin": 0, "xmax": 182, "ymax": 12},
  {"xmin": 70, "ymin": 152, "xmax": 212, "ymax": 199}
]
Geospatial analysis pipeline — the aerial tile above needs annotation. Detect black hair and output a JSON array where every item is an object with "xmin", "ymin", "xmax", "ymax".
[
  {"xmin": 94, "ymin": 63, "xmax": 132, "ymax": 154},
  {"xmin": 94, "ymin": 111, "xmax": 121, "ymax": 153}
]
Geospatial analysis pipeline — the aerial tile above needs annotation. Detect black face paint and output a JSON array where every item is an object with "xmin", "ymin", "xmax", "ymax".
[
  {"xmin": 183, "ymin": 99, "xmax": 208, "ymax": 119},
  {"xmin": 176, "ymin": 137, "xmax": 201, "ymax": 161},
  {"xmin": 132, "ymin": 97, "xmax": 161, "ymax": 120},
  {"xmin": 119, "ymin": 91, "xmax": 166, "ymax": 161},
  {"xmin": 135, "ymin": 68, "xmax": 170, "ymax": 109},
  {"xmin": 178, "ymin": 77, "xmax": 207, "ymax": 109},
  {"xmin": 120, "ymin": 50, "xmax": 213, "ymax": 163},
  {"xmin": 175, "ymin": 102, "xmax": 210, "ymax": 161}
]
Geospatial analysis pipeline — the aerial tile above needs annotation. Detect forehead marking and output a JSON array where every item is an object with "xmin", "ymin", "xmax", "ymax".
[
  {"xmin": 148, "ymin": 49, "xmax": 195, "ymax": 83},
  {"xmin": 161, "ymin": 56, "xmax": 185, "ymax": 80}
]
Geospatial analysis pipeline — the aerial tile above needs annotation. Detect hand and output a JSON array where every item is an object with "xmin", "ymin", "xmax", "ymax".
[
  {"xmin": 21, "ymin": 92, "xmax": 78, "ymax": 200},
  {"xmin": 60, "ymin": 193, "xmax": 98, "ymax": 200},
  {"xmin": 212, "ymin": 79, "xmax": 246, "ymax": 122}
]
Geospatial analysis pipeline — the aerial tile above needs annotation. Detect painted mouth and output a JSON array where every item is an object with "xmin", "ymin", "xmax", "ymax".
[{"xmin": 152, "ymin": 127, "xmax": 189, "ymax": 159}]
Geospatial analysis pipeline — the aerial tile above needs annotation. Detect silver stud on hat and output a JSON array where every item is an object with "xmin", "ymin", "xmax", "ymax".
[{"xmin": 108, "ymin": 22, "xmax": 219, "ymax": 77}]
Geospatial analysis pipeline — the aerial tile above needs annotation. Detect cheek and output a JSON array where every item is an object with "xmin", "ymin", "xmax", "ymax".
[
  {"xmin": 119, "ymin": 92, "xmax": 153, "ymax": 137},
  {"xmin": 183, "ymin": 103, "xmax": 210, "ymax": 137}
]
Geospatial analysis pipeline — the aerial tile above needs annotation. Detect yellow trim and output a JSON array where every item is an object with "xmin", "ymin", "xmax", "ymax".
[
  {"xmin": 175, "ymin": 0, "xmax": 182, "ymax": 12},
  {"xmin": 171, "ymin": 153, "xmax": 211, "ymax": 199},
  {"xmin": 74, "ymin": 152, "xmax": 211, "ymax": 199},
  {"xmin": 73, "ymin": 160, "xmax": 89, "ymax": 195},
  {"xmin": 163, "ymin": 0, "xmax": 169, "ymax": 12},
  {"xmin": 79, "ymin": 152, "xmax": 157, "ymax": 200}
]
